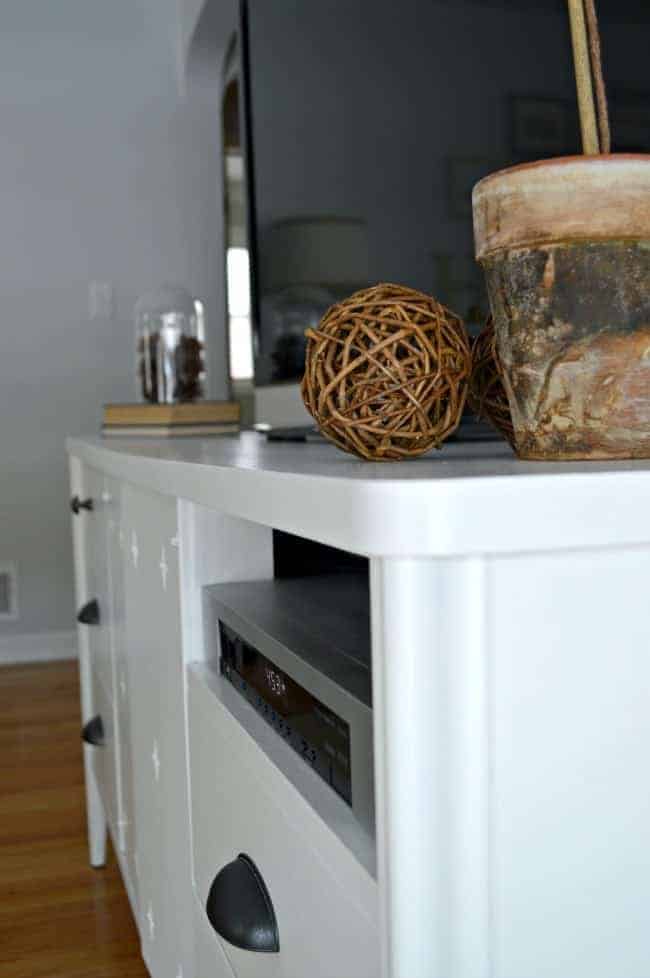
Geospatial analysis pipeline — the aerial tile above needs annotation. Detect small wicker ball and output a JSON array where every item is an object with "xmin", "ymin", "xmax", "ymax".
[
  {"xmin": 469, "ymin": 316, "xmax": 515, "ymax": 446},
  {"xmin": 301, "ymin": 283, "xmax": 471, "ymax": 461}
]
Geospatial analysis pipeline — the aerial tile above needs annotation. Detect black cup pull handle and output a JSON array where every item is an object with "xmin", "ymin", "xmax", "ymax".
[
  {"xmin": 82, "ymin": 715, "xmax": 105, "ymax": 747},
  {"xmin": 206, "ymin": 854, "xmax": 279, "ymax": 953},
  {"xmin": 77, "ymin": 599, "xmax": 100, "ymax": 626},
  {"xmin": 71, "ymin": 495, "xmax": 93, "ymax": 515}
]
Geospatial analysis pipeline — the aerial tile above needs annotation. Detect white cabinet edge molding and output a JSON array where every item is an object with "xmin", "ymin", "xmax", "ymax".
[{"xmin": 67, "ymin": 433, "xmax": 650, "ymax": 558}]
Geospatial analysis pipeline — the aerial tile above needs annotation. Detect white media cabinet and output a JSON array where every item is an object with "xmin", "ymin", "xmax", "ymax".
[{"xmin": 68, "ymin": 432, "xmax": 650, "ymax": 978}]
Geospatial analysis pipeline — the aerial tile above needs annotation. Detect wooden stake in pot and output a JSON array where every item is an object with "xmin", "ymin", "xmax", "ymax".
[{"xmin": 567, "ymin": 0, "xmax": 610, "ymax": 154}]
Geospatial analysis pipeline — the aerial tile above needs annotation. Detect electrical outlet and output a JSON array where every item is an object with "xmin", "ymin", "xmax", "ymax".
[
  {"xmin": 0, "ymin": 564, "xmax": 18, "ymax": 619},
  {"xmin": 88, "ymin": 281, "xmax": 114, "ymax": 320}
]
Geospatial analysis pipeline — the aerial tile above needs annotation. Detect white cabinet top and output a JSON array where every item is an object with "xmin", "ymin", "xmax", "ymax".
[{"xmin": 67, "ymin": 433, "xmax": 650, "ymax": 558}]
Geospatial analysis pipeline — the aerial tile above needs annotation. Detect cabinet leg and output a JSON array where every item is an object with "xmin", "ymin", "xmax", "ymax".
[
  {"xmin": 370, "ymin": 557, "xmax": 490, "ymax": 978},
  {"xmin": 83, "ymin": 752, "xmax": 107, "ymax": 868}
]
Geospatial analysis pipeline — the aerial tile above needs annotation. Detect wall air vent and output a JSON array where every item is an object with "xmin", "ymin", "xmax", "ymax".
[{"xmin": 0, "ymin": 564, "xmax": 18, "ymax": 619}]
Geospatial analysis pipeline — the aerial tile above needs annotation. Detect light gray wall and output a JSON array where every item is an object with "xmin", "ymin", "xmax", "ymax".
[
  {"xmin": 0, "ymin": 0, "xmax": 227, "ymax": 638},
  {"xmin": 179, "ymin": 0, "xmax": 209, "ymax": 61}
]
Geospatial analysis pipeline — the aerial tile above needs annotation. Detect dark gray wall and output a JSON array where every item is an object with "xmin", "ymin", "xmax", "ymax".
[{"xmin": 247, "ymin": 0, "xmax": 650, "ymax": 380}]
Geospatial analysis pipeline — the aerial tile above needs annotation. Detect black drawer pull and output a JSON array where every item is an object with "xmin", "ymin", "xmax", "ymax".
[
  {"xmin": 206, "ymin": 854, "xmax": 279, "ymax": 953},
  {"xmin": 70, "ymin": 495, "xmax": 93, "ymax": 515},
  {"xmin": 82, "ymin": 715, "xmax": 105, "ymax": 747},
  {"xmin": 77, "ymin": 599, "xmax": 100, "ymax": 626}
]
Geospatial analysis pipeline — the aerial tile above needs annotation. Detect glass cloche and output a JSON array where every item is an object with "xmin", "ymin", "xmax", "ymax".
[{"xmin": 134, "ymin": 285, "xmax": 205, "ymax": 403}]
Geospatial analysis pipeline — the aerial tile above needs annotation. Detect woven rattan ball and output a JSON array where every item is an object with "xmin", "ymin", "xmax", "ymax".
[
  {"xmin": 301, "ymin": 283, "xmax": 471, "ymax": 461},
  {"xmin": 469, "ymin": 316, "xmax": 515, "ymax": 446}
]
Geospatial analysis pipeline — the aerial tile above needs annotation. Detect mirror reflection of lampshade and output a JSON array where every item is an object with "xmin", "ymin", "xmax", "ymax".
[
  {"xmin": 262, "ymin": 217, "xmax": 369, "ymax": 291},
  {"xmin": 261, "ymin": 218, "xmax": 369, "ymax": 381}
]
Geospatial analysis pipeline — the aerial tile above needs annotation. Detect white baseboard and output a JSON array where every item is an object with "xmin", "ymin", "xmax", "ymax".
[{"xmin": 0, "ymin": 629, "xmax": 78, "ymax": 665}]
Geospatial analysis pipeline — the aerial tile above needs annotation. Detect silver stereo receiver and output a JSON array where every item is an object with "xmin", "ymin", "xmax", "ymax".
[{"xmin": 203, "ymin": 574, "xmax": 374, "ymax": 835}]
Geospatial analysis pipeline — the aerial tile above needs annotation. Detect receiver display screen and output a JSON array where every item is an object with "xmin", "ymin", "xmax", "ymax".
[{"xmin": 219, "ymin": 620, "xmax": 352, "ymax": 805}]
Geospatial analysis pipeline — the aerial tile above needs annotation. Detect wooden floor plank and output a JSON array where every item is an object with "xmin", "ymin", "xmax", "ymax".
[{"xmin": 0, "ymin": 660, "xmax": 148, "ymax": 978}]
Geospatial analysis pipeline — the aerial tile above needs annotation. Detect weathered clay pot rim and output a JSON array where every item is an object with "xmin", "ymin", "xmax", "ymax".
[
  {"xmin": 479, "ymin": 235, "xmax": 650, "ymax": 262},
  {"xmin": 473, "ymin": 153, "xmax": 650, "ymax": 195},
  {"xmin": 473, "ymin": 154, "xmax": 650, "ymax": 261}
]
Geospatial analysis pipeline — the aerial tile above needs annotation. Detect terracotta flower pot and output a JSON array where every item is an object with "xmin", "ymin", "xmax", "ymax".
[{"xmin": 473, "ymin": 155, "xmax": 650, "ymax": 460}]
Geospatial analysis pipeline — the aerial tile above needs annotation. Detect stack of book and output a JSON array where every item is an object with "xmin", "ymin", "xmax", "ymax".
[{"xmin": 102, "ymin": 401, "xmax": 240, "ymax": 438}]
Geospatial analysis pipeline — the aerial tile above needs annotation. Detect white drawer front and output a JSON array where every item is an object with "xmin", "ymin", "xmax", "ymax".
[
  {"xmin": 188, "ymin": 666, "xmax": 379, "ymax": 978},
  {"xmin": 194, "ymin": 893, "xmax": 237, "ymax": 978},
  {"xmin": 105, "ymin": 482, "xmax": 138, "ymax": 903},
  {"xmin": 83, "ymin": 468, "xmax": 114, "ymax": 700},
  {"xmin": 87, "ymin": 666, "xmax": 121, "ymax": 846}
]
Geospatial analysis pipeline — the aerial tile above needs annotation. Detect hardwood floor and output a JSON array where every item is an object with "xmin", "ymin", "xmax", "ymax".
[{"xmin": 0, "ymin": 660, "xmax": 148, "ymax": 978}]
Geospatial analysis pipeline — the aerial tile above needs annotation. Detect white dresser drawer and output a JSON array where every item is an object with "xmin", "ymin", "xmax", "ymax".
[
  {"xmin": 85, "ymin": 666, "xmax": 121, "ymax": 847},
  {"xmin": 82, "ymin": 468, "xmax": 115, "ymax": 701},
  {"xmin": 84, "ymin": 612, "xmax": 113, "ymax": 706},
  {"xmin": 194, "ymin": 892, "xmax": 237, "ymax": 978},
  {"xmin": 188, "ymin": 665, "xmax": 380, "ymax": 978}
]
